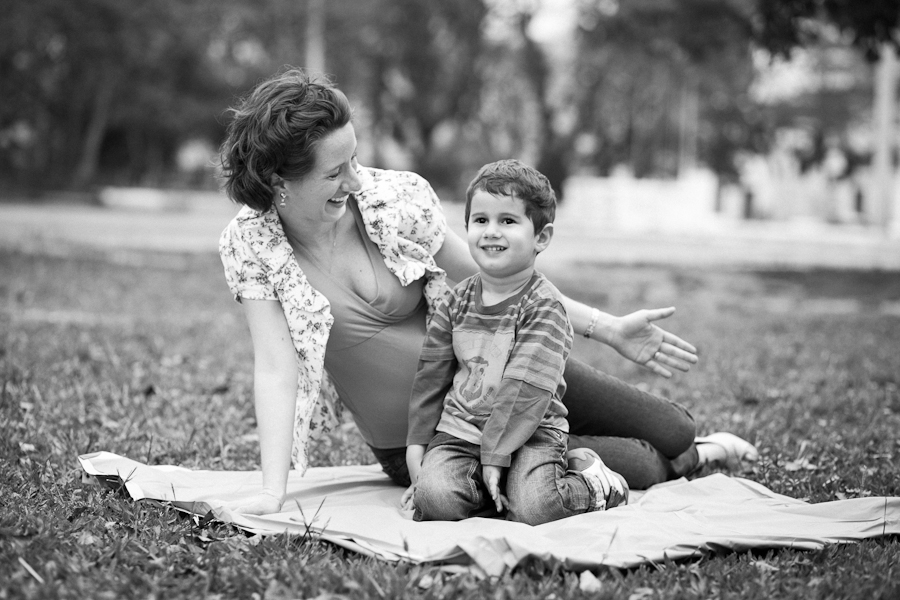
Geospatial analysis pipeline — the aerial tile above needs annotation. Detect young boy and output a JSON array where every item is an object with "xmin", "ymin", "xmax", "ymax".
[{"xmin": 403, "ymin": 159, "xmax": 628, "ymax": 525}]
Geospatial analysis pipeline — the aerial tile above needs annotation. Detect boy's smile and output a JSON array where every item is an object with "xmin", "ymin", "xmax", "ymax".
[{"xmin": 466, "ymin": 190, "xmax": 552, "ymax": 285}]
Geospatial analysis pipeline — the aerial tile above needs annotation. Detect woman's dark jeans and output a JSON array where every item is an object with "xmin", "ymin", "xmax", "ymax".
[
  {"xmin": 369, "ymin": 445, "xmax": 411, "ymax": 488},
  {"xmin": 371, "ymin": 357, "xmax": 699, "ymax": 490},
  {"xmin": 562, "ymin": 358, "xmax": 698, "ymax": 489}
]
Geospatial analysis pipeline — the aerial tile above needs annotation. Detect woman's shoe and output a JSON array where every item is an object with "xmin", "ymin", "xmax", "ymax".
[{"xmin": 695, "ymin": 432, "xmax": 759, "ymax": 472}]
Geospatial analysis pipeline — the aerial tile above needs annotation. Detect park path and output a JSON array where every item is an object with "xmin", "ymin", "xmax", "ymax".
[{"xmin": 1, "ymin": 196, "xmax": 899, "ymax": 270}]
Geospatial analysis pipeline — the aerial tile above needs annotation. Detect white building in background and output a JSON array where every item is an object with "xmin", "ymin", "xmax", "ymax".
[
  {"xmin": 560, "ymin": 34, "xmax": 900, "ymax": 238},
  {"xmin": 562, "ymin": 168, "xmax": 722, "ymax": 234}
]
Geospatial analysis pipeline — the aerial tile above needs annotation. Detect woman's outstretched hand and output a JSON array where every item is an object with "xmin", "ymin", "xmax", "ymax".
[{"xmin": 610, "ymin": 307, "xmax": 698, "ymax": 378}]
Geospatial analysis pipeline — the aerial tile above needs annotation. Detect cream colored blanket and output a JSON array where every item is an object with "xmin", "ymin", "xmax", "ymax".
[{"xmin": 79, "ymin": 451, "xmax": 899, "ymax": 576}]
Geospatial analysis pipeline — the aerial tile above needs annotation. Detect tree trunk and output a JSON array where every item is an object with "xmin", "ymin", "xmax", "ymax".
[
  {"xmin": 871, "ymin": 43, "xmax": 897, "ymax": 230},
  {"xmin": 73, "ymin": 73, "xmax": 117, "ymax": 189},
  {"xmin": 518, "ymin": 11, "xmax": 569, "ymax": 198},
  {"xmin": 677, "ymin": 74, "xmax": 699, "ymax": 177}
]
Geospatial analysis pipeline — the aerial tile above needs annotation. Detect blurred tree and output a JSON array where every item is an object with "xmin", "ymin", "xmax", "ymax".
[
  {"xmin": 570, "ymin": 0, "xmax": 765, "ymax": 180},
  {"xmin": 516, "ymin": 8, "xmax": 570, "ymax": 197},
  {"xmin": 0, "ymin": 0, "xmax": 232, "ymax": 192},
  {"xmin": 753, "ymin": 0, "xmax": 900, "ymax": 226},
  {"xmin": 754, "ymin": 0, "xmax": 900, "ymax": 60},
  {"xmin": 327, "ymin": 0, "xmax": 489, "ymax": 191}
]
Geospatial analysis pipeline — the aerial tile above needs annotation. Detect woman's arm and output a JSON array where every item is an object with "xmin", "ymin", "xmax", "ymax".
[
  {"xmin": 563, "ymin": 300, "xmax": 698, "ymax": 378},
  {"xmin": 220, "ymin": 298, "xmax": 298, "ymax": 515},
  {"xmin": 433, "ymin": 227, "xmax": 698, "ymax": 377},
  {"xmin": 433, "ymin": 227, "xmax": 478, "ymax": 285}
]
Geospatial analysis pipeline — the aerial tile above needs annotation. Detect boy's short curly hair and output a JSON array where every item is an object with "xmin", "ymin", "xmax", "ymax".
[
  {"xmin": 464, "ymin": 159, "xmax": 557, "ymax": 233},
  {"xmin": 219, "ymin": 68, "xmax": 353, "ymax": 212}
]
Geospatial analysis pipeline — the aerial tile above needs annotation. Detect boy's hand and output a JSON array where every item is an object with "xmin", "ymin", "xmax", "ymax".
[
  {"xmin": 402, "ymin": 445, "xmax": 426, "ymax": 511},
  {"xmin": 400, "ymin": 483, "xmax": 416, "ymax": 510},
  {"xmin": 482, "ymin": 465, "xmax": 508, "ymax": 513}
]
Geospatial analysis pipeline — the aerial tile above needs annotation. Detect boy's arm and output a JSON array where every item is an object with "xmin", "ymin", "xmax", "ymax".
[
  {"xmin": 480, "ymin": 381, "xmax": 553, "ymax": 466},
  {"xmin": 407, "ymin": 297, "xmax": 457, "ymax": 447},
  {"xmin": 404, "ymin": 298, "xmax": 456, "ymax": 510},
  {"xmin": 480, "ymin": 295, "xmax": 571, "ymax": 467}
]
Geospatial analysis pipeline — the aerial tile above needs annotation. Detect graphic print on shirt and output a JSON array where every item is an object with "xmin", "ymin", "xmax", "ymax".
[
  {"xmin": 451, "ymin": 328, "xmax": 515, "ymax": 414},
  {"xmin": 459, "ymin": 356, "xmax": 489, "ymax": 401}
]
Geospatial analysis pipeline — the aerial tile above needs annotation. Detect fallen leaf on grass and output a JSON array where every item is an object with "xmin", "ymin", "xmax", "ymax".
[
  {"xmin": 751, "ymin": 560, "xmax": 780, "ymax": 572},
  {"xmin": 578, "ymin": 570, "xmax": 602, "ymax": 593},
  {"xmin": 783, "ymin": 458, "xmax": 818, "ymax": 471},
  {"xmin": 417, "ymin": 573, "xmax": 438, "ymax": 589},
  {"xmin": 628, "ymin": 587, "xmax": 655, "ymax": 600},
  {"xmin": 76, "ymin": 531, "xmax": 98, "ymax": 545}
]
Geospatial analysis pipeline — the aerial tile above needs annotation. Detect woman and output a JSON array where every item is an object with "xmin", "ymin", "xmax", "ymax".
[{"xmin": 217, "ymin": 69, "xmax": 756, "ymax": 515}]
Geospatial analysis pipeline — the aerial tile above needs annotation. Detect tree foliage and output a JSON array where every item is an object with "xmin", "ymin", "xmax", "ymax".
[
  {"xmin": 0, "ymin": 0, "xmax": 233, "ymax": 191},
  {"xmin": 754, "ymin": 0, "xmax": 900, "ymax": 60},
  {"xmin": 568, "ymin": 0, "xmax": 764, "ymax": 179},
  {"xmin": 332, "ymin": 0, "xmax": 489, "ymax": 190},
  {"xmin": 2, "ymin": 0, "xmax": 895, "ymax": 196}
]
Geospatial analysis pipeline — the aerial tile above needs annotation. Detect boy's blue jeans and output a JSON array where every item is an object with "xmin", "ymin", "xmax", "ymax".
[
  {"xmin": 413, "ymin": 429, "xmax": 594, "ymax": 525},
  {"xmin": 371, "ymin": 358, "xmax": 698, "ymax": 491}
]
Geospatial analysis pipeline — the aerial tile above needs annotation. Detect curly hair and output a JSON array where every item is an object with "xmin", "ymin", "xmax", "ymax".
[
  {"xmin": 219, "ymin": 68, "xmax": 353, "ymax": 212},
  {"xmin": 465, "ymin": 159, "xmax": 557, "ymax": 233}
]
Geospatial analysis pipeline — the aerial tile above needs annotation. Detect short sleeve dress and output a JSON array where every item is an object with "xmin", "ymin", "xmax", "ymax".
[{"xmin": 218, "ymin": 167, "xmax": 450, "ymax": 473}]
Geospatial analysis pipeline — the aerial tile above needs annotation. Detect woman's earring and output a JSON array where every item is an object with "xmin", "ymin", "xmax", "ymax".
[{"xmin": 279, "ymin": 191, "xmax": 287, "ymax": 208}]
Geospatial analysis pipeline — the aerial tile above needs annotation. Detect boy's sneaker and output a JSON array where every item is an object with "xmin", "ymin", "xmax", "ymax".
[{"xmin": 566, "ymin": 448, "xmax": 629, "ymax": 511}]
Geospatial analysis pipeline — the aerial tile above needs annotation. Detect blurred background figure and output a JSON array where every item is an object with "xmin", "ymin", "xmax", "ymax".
[{"xmin": 1, "ymin": 0, "xmax": 898, "ymax": 249}]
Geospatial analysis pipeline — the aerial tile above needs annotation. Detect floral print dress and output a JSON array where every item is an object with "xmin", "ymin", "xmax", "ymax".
[{"xmin": 219, "ymin": 167, "xmax": 449, "ymax": 473}]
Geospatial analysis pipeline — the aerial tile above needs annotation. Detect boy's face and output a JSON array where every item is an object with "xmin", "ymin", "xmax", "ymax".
[{"xmin": 466, "ymin": 190, "xmax": 552, "ymax": 281}]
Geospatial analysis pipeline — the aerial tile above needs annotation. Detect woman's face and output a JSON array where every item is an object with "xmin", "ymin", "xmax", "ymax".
[{"xmin": 280, "ymin": 123, "xmax": 361, "ymax": 225}]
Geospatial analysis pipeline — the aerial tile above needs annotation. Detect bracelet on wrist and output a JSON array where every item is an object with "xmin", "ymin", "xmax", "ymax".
[{"xmin": 583, "ymin": 308, "xmax": 600, "ymax": 339}]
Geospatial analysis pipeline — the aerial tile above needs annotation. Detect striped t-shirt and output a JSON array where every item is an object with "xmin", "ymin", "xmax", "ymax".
[{"xmin": 407, "ymin": 271, "xmax": 573, "ymax": 467}]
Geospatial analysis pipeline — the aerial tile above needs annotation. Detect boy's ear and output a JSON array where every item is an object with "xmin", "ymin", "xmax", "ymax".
[{"xmin": 534, "ymin": 223, "xmax": 554, "ymax": 254}]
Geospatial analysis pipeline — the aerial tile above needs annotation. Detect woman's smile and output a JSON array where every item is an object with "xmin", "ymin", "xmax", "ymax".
[{"xmin": 280, "ymin": 123, "xmax": 360, "ymax": 224}]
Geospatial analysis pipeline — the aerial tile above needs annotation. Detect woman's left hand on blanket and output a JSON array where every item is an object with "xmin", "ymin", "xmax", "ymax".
[
  {"xmin": 216, "ymin": 492, "xmax": 284, "ymax": 516},
  {"xmin": 610, "ymin": 307, "xmax": 699, "ymax": 378}
]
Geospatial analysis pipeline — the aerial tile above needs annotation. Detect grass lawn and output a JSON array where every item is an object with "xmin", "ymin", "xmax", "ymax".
[{"xmin": 2, "ymin": 248, "xmax": 899, "ymax": 599}]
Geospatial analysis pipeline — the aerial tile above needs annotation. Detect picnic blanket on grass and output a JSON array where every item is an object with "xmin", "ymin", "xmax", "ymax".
[{"xmin": 78, "ymin": 451, "xmax": 900, "ymax": 576}]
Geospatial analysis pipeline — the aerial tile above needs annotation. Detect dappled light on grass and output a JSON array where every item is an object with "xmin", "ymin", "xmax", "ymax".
[{"xmin": 2, "ymin": 250, "xmax": 899, "ymax": 598}]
